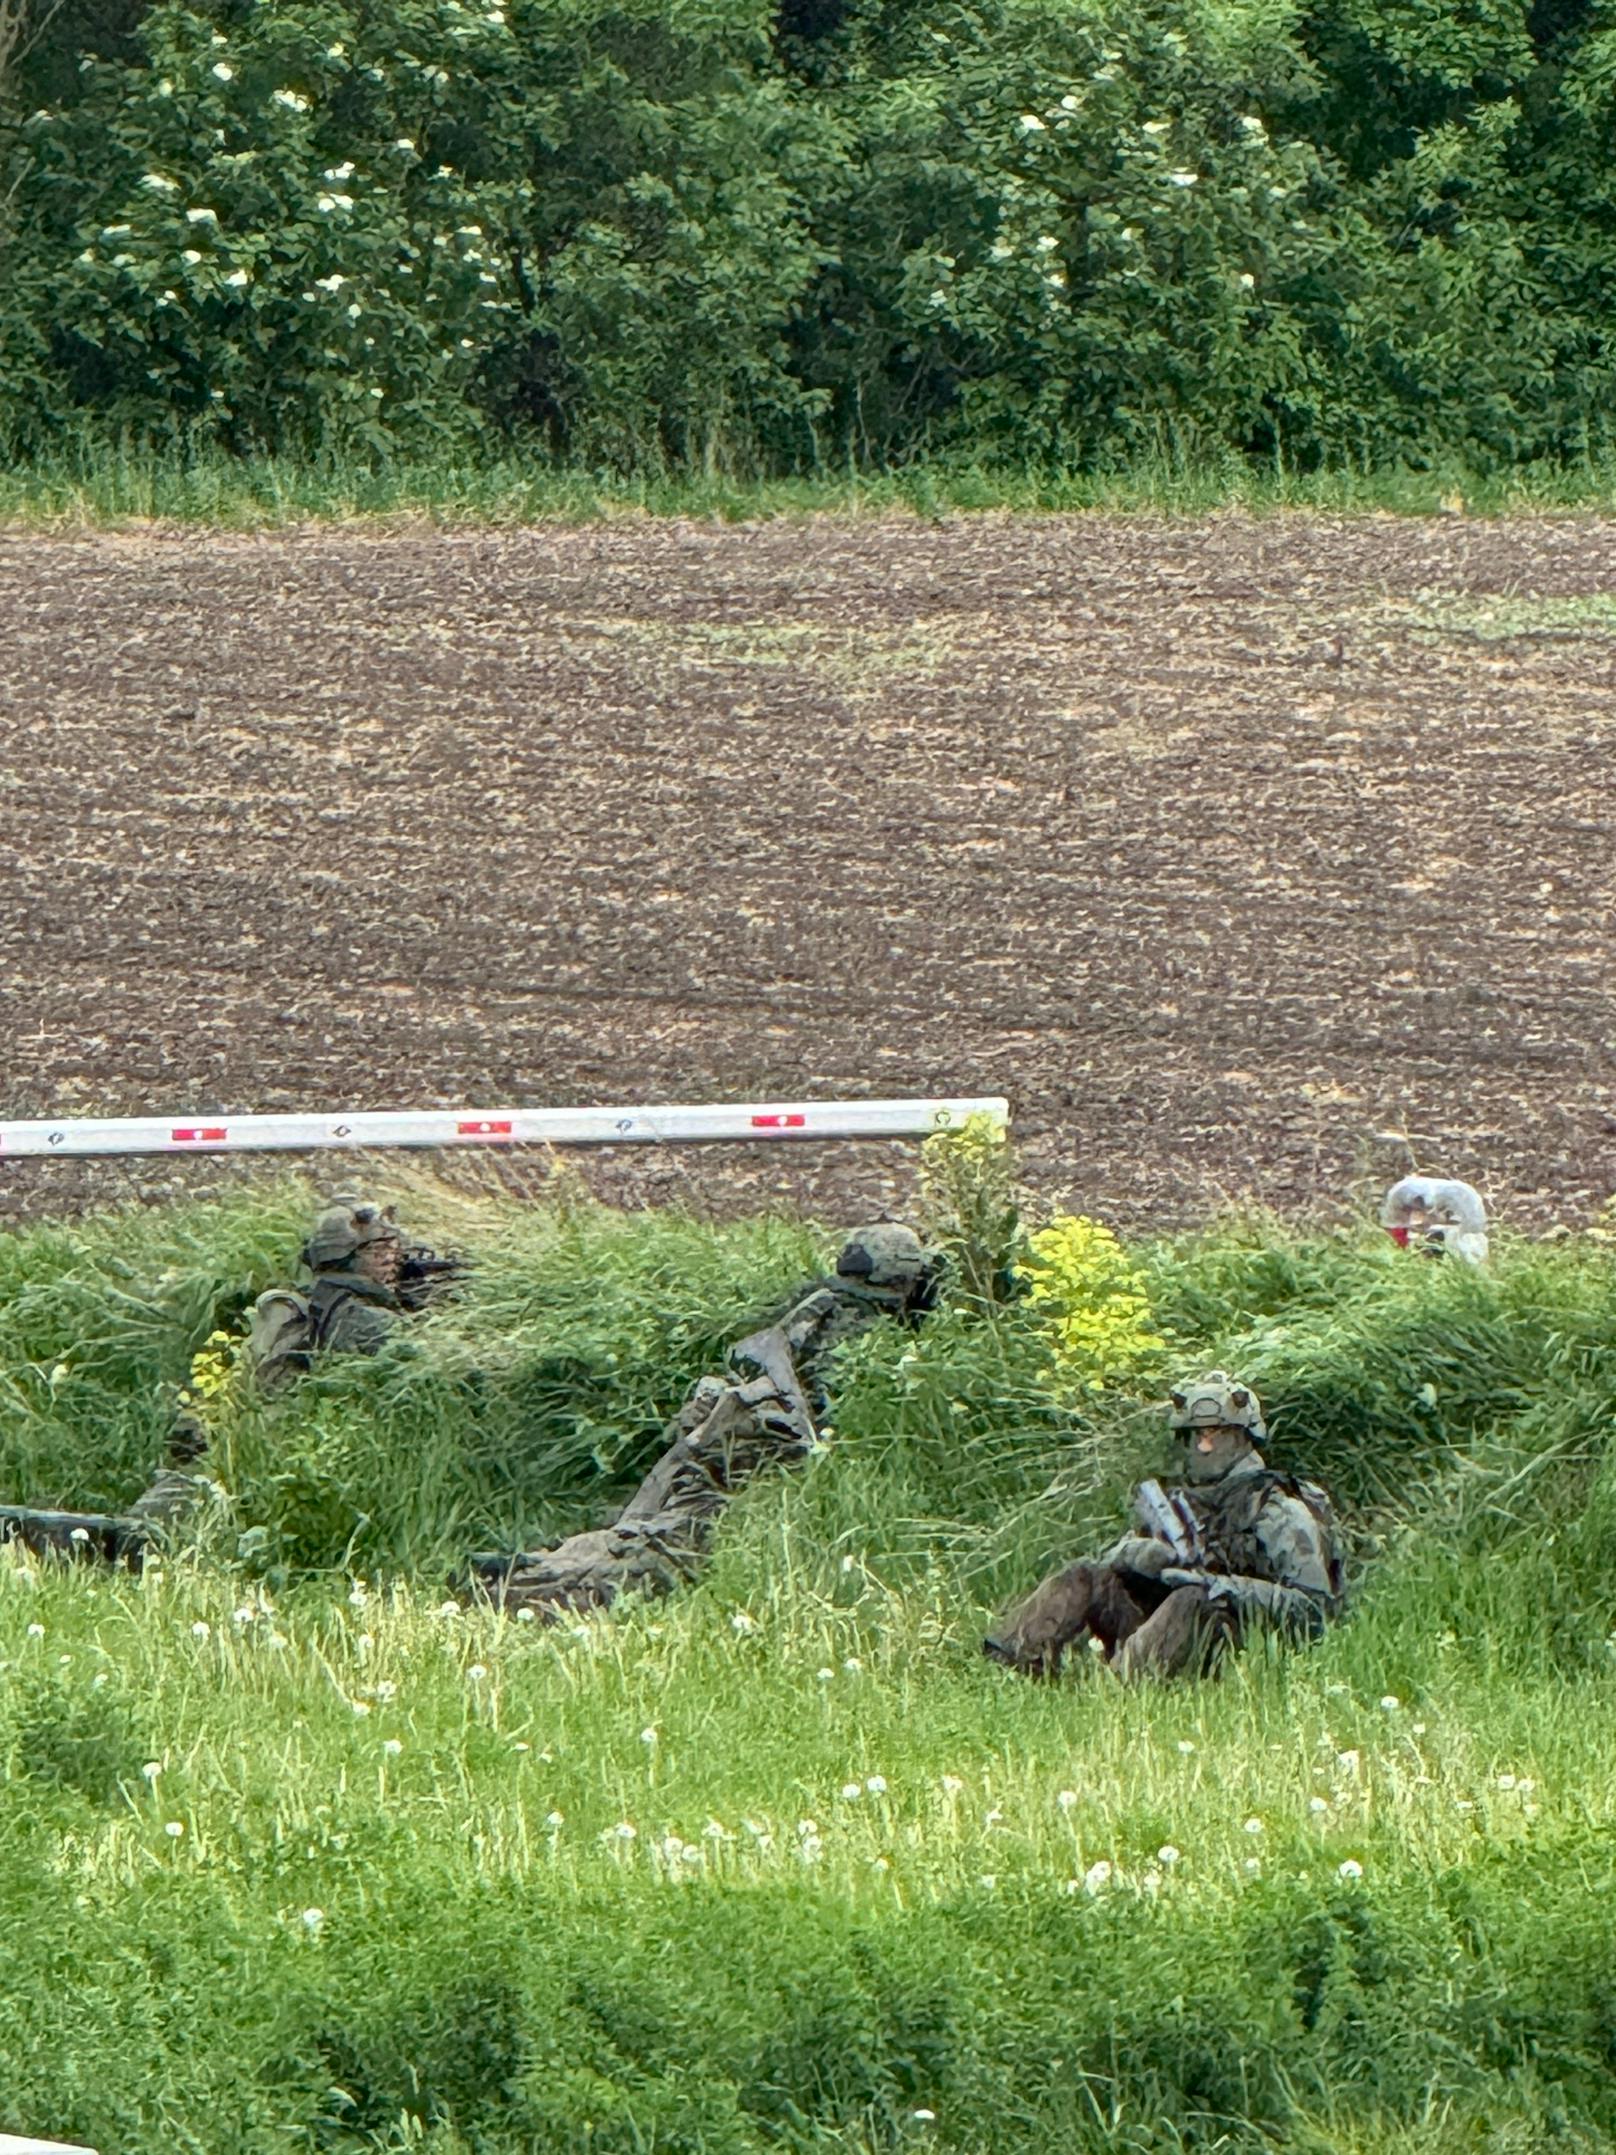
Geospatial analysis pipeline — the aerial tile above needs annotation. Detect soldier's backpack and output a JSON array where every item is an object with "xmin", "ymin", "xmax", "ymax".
[{"xmin": 246, "ymin": 1289, "xmax": 316, "ymax": 1393}]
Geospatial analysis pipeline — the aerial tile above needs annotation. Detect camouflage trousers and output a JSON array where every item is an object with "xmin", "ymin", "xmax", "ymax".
[
  {"xmin": 472, "ymin": 1362, "xmax": 816, "ymax": 1622},
  {"xmin": 983, "ymin": 1561, "xmax": 1239, "ymax": 1681},
  {"xmin": 474, "ymin": 1511, "xmax": 709, "ymax": 1620}
]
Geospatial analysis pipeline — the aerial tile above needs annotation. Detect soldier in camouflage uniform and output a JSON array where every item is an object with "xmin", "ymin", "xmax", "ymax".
[
  {"xmin": 246, "ymin": 1197, "xmax": 462, "ymax": 1391},
  {"xmin": 1380, "ymin": 1174, "xmax": 1489, "ymax": 1266},
  {"xmin": 472, "ymin": 1222, "xmax": 942, "ymax": 1619},
  {"xmin": 0, "ymin": 1198, "xmax": 454, "ymax": 1563},
  {"xmin": 983, "ymin": 1373, "xmax": 1343, "ymax": 1680}
]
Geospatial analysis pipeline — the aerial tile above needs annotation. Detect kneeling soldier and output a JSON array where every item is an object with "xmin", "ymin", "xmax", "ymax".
[{"xmin": 983, "ymin": 1373, "xmax": 1343, "ymax": 1681}]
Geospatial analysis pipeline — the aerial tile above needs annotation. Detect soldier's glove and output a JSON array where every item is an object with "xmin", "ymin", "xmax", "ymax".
[{"xmin": 1113, "ymin": 1537, "xmax": 1175, "ymax": 1582}]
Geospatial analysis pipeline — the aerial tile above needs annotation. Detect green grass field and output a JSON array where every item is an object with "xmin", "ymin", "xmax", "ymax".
[
  {"xmin": 5, "ymin": 440, "xmax": 1616, "ymax": 526},
  {"xmin": 3, "ymin": 1166, "xmax": 1616, "ymax": 2153}
]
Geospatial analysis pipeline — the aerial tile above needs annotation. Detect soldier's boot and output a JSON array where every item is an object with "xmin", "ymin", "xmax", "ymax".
[
  {"xmin": 1110, "ymin": 1584, "xmax": 1236, "ymax": 1682},
  {"xmin": 478, "ymin": 1516, "xmax": 706, "ymax": 1623},
  {"xmin": 983, "ymin": 1561, "xmax": 1152, "ymax": 1678},
  {"xmin": 0, "ymin": 1506, "xmax": 151, "ymax": 1564},
  {"xmin": 127, "ymin": 1468, "xmax": 204, "ymax": 1531}
]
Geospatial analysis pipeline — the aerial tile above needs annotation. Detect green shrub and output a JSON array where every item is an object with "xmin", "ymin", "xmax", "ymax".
[{"xmin": 7, "ymin": 0, "xmax": 1616, "ymax": 472}]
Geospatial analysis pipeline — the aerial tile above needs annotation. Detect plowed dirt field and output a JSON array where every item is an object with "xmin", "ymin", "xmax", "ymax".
[{"xmin": 3, "ymin": 513, "xmax": 1614, "ymax": 1234}]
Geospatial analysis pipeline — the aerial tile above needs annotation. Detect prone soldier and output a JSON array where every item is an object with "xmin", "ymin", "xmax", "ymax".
[
  {"xmin": 245, "ymin": 1198, "xmax": 463, "ymax": 1391},
  {"xmin": 1380, "ymin": 1175, "xmax": 1489, "ymax": 1265},
  {"xmin": 472, "ymin": 1221, "xmax": 941, "ymax": 1619},
  {"xmin": 983, "ymin": 1372, "xmax": 1343, "ymax": 1681},
  {"xmin": 0, "ymin": 1197, "xmax": 458, "ymax": 1564}
]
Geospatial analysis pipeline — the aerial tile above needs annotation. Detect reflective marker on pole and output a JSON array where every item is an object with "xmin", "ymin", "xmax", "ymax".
[{"xmin": 0, "ymin": 1097, "xmax": 1007, "ymax": 1161}]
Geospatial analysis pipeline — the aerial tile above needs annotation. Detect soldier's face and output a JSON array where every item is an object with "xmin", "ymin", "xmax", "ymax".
[
  {"xmin": 356, "ymin": 1235, "xmax": 404, "ymax": 1286},
  {"xmin": 1178, "ymin": 1423, "xmax": 1253, "ymax": 1483}
]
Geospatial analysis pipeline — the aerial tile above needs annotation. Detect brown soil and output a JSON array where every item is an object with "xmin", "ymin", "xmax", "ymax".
[{"xmin": 2, "ymin": 513, "xmax": 1614, "ymax": 1236}]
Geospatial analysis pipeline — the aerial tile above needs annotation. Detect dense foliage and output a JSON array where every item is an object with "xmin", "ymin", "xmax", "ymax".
[
  {"xmin": 3, "ymin": 0, "xmax": 1615, "ymax": 475},
  {"xmin": 4, "ymin": 1180, "xmax": 1616, "ymax": 2151}
]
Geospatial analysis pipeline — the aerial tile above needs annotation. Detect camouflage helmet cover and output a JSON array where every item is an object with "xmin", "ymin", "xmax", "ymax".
[
  {"xmin": 303, "ymin": 1201, "xmax": 403, "ymax": 1271},
  {"xmin": 1168, "ymin": 1371, "xmax": 1266, "ymax": 1445},
  {"xmin": 1380, "ymin": 1175, "xmax": 1487, "ymax": 1237},
  {"xmin": 835, "ymin": 1221, "xmax": 932, "ymax": 1290}
]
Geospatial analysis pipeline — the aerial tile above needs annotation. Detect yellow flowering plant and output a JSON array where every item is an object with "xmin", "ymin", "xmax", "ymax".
[
  {"xmin": 183, "ymin": 1328, "xmax": 243, "ymax": 1409},
  {"xmin": 1017, "ymin": 1214, "xmax": 1165, "ymax": 1397}
]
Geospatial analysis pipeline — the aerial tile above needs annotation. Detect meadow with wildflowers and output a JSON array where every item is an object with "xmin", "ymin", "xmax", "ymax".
[{"xmin": 3, "ymin": 1167, "xmax": 1616, "ymax": 2152}]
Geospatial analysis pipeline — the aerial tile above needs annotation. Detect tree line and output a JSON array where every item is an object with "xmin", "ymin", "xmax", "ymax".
[{"xmin": 2, "ymin": 0, "xmax": 1613, "ymax": 473}]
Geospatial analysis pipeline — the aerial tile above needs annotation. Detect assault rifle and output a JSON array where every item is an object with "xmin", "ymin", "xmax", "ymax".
[
  {"xmin": 395, "ymin": 1245, "xmax": 469, "ymax": 1313},
  {"xmin": 1133, "ymin": 1479, "xmax": 1204, "ymax": 1566}
]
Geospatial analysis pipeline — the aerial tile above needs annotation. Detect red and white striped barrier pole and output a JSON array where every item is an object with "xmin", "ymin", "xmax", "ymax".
[{"xmin": 0, "ymin": 1097, "xmax": 1008, "ymax": 1161}]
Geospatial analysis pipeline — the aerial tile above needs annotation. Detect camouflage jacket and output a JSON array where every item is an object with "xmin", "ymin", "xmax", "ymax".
[
  {"xmin": 1114, "ymin": 1458, "xmax": 1344, "ymax": 1633},
  {"xmin": 308, "ymin": 1272, "xmax": 403, "ymax": 1355},
  {"xmin": 606, "ymin": 1273, "xmax": 920, "ymax": 1533}
]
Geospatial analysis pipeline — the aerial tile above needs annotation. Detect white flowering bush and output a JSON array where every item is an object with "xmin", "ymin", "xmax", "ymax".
[
  {"xmin": 3, "ymin": 0, "xmax": 1615, "ymax": 466},
  {"xmin": 3, "ymin": 0, "xmax": 828, "ymax": 458}
]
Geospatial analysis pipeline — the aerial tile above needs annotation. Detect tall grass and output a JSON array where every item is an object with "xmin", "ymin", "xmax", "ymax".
[
  {"xmin": 5, "ymin": 438, "xmax": 1616, "ymax": 528},
  {"xmin": 3, "ymin": 1181, "xmax": 1616, "ymax": 2152}
]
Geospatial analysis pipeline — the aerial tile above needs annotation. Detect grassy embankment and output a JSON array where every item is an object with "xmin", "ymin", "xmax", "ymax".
[
  {"xmin": 3, "ymin": 1171, "xmax": 1616, "ymax": 2153},
  {"xmin": 5, "ymin": 441, "xmax": 1616, "ymax": 526}
]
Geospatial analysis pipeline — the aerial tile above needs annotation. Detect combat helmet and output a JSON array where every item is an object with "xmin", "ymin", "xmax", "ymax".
[
  {"xmin": 835, "ymin": 1221, "xmax": 934, "ymax": 1293},
  {"xmin": 1168, "ymin": 1371, "xmax": 1266, "ymax": 1446},
  {"xmin": 302, "ymin": 1201, "xmax": 403, "ymax": 1272}
]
